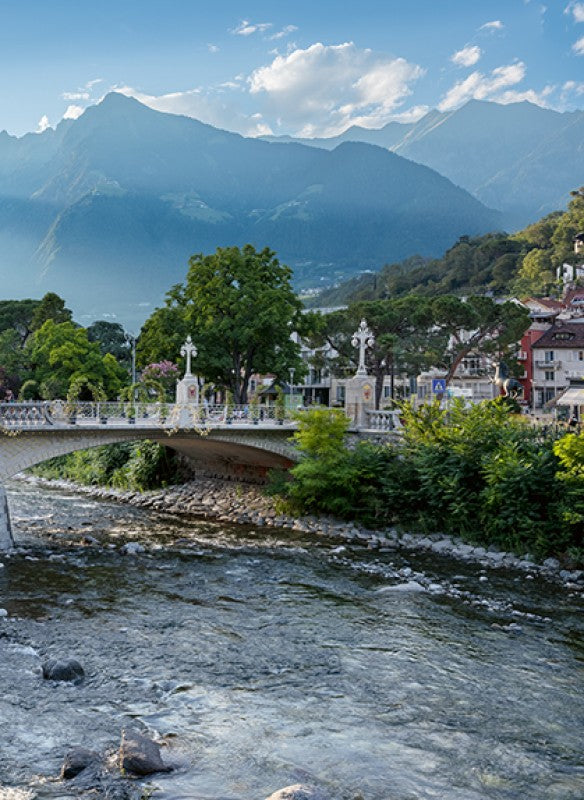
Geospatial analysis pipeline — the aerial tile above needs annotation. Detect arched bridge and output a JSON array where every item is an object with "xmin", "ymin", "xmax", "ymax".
[
  {"xmin": 0, "ymin": 401, "xmax": 400, "ymax": 549},
  {"xmin": 0, "ymin": 401, "xmax": 302, "ymax": 484}
]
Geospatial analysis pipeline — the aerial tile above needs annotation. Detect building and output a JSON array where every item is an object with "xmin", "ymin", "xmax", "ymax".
[{"xmin": 531, "ymin": 321, "xmax": 584, "ymax": 412}]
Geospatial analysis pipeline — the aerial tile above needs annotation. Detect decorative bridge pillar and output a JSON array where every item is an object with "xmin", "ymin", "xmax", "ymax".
[
  {"xmin": 176, "ymin": 335, "xmax": 199, "ymax": 405},
  {"xmin": 345, "ymin": 319, "xmax": 376, "ymax": 428}
]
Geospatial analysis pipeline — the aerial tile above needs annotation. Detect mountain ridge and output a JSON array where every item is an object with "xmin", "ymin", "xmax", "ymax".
[{"xmin": 0, "ymin": 92, "xmax": 501, "ymax": 325}]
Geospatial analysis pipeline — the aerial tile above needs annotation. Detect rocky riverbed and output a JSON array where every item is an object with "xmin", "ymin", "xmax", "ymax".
[
  {"xmin": 2, "ymin": 478, "xmax": 584, "ymax": 800},
  {"xmin": 17, "ymin": 475, "xmax": 584, "ymax": 590}
]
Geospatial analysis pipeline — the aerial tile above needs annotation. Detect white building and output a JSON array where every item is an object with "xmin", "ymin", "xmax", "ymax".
[{"xmin": 531, "ymin": 321, "xmax": 584, "ymax": 410}]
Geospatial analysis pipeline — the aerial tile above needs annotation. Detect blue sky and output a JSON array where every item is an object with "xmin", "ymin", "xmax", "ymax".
[{"xmin": 1, "ymin": 0, "xmax": 583, "ymax": 137}]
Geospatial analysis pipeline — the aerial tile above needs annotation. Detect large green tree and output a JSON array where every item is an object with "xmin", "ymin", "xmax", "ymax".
[
  {"xmin": 27, "ymin": 320, "xmax": 127, "ymax": 399},
  {"xmin": 87, "ymin": 320, "xmax": 131, "ymax": 365},
  {"xmin": 140, "ymin": 245, "xmax": 305, "ymax": 403}
]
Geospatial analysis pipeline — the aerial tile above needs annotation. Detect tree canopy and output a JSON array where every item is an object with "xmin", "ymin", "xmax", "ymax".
[
  {"xmin": 138, "ymin": 245, "xmax": 306, "ymax": 403},
  {"xmin": 26, "ymin": 320, "xmax": 127, "ymax": 399}
]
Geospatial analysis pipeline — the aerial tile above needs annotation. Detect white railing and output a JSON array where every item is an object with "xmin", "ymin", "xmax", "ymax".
[
  {"xmin": 364, "ymin": 409, "xmax": 402, "ymax": 432},
  {"xmin": 0, "ymin": 402, "xmax": 296, "ymax": 430}
]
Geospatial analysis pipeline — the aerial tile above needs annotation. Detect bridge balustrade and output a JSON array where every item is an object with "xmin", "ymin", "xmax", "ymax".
[
  {"xmin": 0, "ymin": 402, "xmax": 296, "ymax": 430},
  {"xmin": 364, "ymin": 409, "xmax": 402, "ymax": 431}
]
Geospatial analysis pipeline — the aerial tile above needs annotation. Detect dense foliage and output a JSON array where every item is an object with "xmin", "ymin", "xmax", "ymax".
[
  {"xmin": 138, "ymin": 244, "xmax": 307, "ymax": 403},
  {"xmin": 30, "ymin": 441, "xmax": 180, "ymax": 491},
  {"xmin": 0, "ymin": 293, "xmax": 132, "ymax": 400},
  {"xmin": 277, "ymin": 402, "xmax": 583, "ymax": 563}
]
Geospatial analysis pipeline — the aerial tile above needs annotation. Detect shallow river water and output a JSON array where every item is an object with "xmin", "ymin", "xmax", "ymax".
[{"xmin": 0, "ymin": 480, "xmax": 583, "ymax": 800}]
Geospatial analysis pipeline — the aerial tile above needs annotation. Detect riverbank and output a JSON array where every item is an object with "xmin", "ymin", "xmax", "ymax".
[{"xmin": 16, "ymin": 475, "xmax": 584, "ymax": 590}]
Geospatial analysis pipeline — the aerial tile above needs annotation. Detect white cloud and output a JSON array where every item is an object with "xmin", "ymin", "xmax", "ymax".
[
  {"xmin": 387, "ymin": 105, "xmax": 429, "ymax": 123},
  {"xmin": 36, "ymin": 114, "xmax": 50, "ymax": 133},
  {"xmin": 494, "ymin": 85, "xmax": 555, "ymax": 105},
  {"xmin": 208, "ymin": 44, "xmax": 219, "ymax": 53},
  {"xmin": 480, "ymin": 20, "xmax": 504, "ymax": 31},
  {"xmin": 62, "ymin": 91, "xmax": 90, "ymax": 101},
  {"xmin": 451, "ymin": 45, "xmax": 482, "ymax": 67},
  {"xmin": 248, "ymin": 42, "xmax": 424, "ymax": 136},
  {"xmin": 63, "ymin": 104, "xmax": 85, "ymax": 120},
  {"xmin": 85, "ymin": 78, "xmax": 103, "ymax": 89},
  {"xmin": 270, "ymin": 25, "xmax": 298, "ymax": 40},
  {"xmin": 232, "ymin": 19, "xmax": 272, "ymax": 36},
  {"xmin": 573, "ymin": 35, "xmax": 584, "ymax": 53},
  {"xmin": 565, "ymin": 2, "xmax": 584, "ymax": 22},
  {"xmin": 562, "ymin": 79, "xmax": 584, "ymax": 94},
  {"xmin": 438, "ymin": 62, "xmax": 526, "ymax": 111}
]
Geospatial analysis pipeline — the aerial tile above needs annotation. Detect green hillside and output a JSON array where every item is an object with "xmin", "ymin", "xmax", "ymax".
[{"xmin": 310, "ymin": 189, "xmax": 584, "ymax": 307}]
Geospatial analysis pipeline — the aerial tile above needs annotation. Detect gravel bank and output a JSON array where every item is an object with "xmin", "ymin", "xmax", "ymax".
[{"xmin": 16, "ymin": 475, "xmax": 584, "ymax": 590}]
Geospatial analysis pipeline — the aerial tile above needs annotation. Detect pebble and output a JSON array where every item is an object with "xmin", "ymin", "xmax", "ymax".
[{"xmin": 22, "ymin": 475, "xmax": 583, "ymax": 589}]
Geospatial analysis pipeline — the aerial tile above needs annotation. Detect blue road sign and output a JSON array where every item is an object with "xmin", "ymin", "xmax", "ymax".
[{"xmin": 432, "ymin": 378, "xmax": 447, "ymax": 394}]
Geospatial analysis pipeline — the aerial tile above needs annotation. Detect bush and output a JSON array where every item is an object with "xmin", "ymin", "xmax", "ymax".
[{"xmin": 277, "ymin": 398, "xmax": 582, "ymax": 561}]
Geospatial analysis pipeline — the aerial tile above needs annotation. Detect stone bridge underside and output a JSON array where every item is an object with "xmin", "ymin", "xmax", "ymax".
[{"xmin": 0, "ymin": 427, "xmax": 299, "ymax": 484}]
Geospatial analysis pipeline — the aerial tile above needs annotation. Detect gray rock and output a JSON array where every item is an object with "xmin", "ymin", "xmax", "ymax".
[
  {"xmin": 120, "ymin": 542, "xmax": 145, "ymax": 555},
  {"xmin": 543, "ymin": 557, "xmax": 561, "ymax": 570},
  {"xmin": 264, "ymin": 785, "xmax": 327, "ymax": 800},
  {"xmin": 42, "ymin": 658, "xmax": 85, "ymax": 682},
  {"xmin": 61, "ymin": 747, "xmax": 99, "ymax": 779},
  {"xmin": 120, "ymin": 729, "xmax": 171, "ymax": 776}
]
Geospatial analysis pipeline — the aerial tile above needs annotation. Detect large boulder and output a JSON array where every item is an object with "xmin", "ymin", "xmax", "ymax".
[
  {"xmin": 61, "ymin": 747, "xmax": 99, "ymax": 779},
  {"xmin": 120, "ymin": 730, "xmax": 171, "ymax": 776},
  {"xmin": 42, "ymin": 658, "xmax": 85, "ymax": 682},
  {"xmin": 265, "ymin": 785, "xmax": 328, "ymax": 800}
]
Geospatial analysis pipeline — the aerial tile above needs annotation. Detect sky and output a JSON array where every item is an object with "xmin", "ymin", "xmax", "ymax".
[{"xmin": 1, "ymin": 0, "xmax": 584, "ymax": 139}]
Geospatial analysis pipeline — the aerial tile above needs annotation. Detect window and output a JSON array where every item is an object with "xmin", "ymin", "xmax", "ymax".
[
  {"xmin": 384, "ymin": 385, "xmax": 391, "ymax": 398},
  {"xmin": 579, "ymin": 351, "xmax": 584, "ymax": 362},
  {"xmin": 545, "ymin": 370, "xmax": 554, "ymax": 382},
  {"xmin": 336, "ymin": 386, "xmax": 345, "ymax": 403},
  {"xmin": 544, "ymin": 350, "xmax": 555, "ymax": 363}
]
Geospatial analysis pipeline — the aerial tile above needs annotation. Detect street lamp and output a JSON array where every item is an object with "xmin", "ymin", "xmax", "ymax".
[
  {"xmin": 124, "ymin": 331, "xmax": 137, "ymax": 386},
  {"xmin": 289, "ymin": 367, "xmax": 295, "ymax": 408}
]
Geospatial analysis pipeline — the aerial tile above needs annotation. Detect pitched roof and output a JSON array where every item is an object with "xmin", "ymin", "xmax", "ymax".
[
  {"xmin": 532, "ymin": 322, "xmax": 584, "ymax": 349},
  {"xmin": 562, "ymin": 287, "xmax": 584, "ymax": 307},
  {"xmin": 522, "ymin": 297, "xmax": 564, "ymax": 311}
]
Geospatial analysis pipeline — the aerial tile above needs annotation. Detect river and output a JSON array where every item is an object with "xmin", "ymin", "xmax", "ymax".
[{"xmin": 0, "ymin": 480, "xmax": 583, "ymax": 800}]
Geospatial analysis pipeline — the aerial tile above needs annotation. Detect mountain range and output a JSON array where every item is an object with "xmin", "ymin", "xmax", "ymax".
[
  {"xmin": 263, "ymin": 99, "xmax": 584, "ymax": 228},
  {"xmin": 0, "ymin": 93, "xmax": 502, "ymax": 325}
]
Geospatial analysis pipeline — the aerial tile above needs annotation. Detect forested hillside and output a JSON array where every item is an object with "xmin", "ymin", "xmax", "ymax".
[{"xmin": 311, "ymin": 189, "xmax": 584, "ymax": 306}]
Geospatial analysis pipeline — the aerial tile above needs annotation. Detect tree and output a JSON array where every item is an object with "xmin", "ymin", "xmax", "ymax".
[
  {"xmin": 30, "ymin": 292, "xmax": 72, "ymax": 331},
  {"xmin": 183, "ymin": 245, "xmax": 304, "ymax": 403},
  {"xmin": 27, "ymin": 320, "xmax": 127, "ymax": 399},
  {"xmin": 311, "ymin": 297, "xmax": 437, "ymax": 408},
  {"xmin": 0, "ymin": 299, "xmax": 41, "ymax": 344},
  {"xmin": 511, "ymin": 248, "xmax": 556, "ymax": 297},
  {"xmin": 87, "ymin": 321, "xmax": 131, "ymax": 364},
  {"xmin": 430, "ymin": 295, "xmax": 530, "ymax": 385},
  {"xmin": 136, "ymin": 300, "xmax": 190, "ymax": 368},
  {"xmin": 551, "ymin": 187, "xmax": 584, "ymax": 268}
]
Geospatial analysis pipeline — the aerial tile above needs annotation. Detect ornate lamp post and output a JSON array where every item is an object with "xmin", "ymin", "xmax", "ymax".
[{"xmin": 351, "ymin": 319, "xmax": 375, "ymax": 376}]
